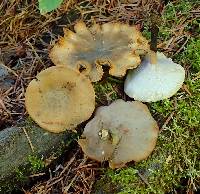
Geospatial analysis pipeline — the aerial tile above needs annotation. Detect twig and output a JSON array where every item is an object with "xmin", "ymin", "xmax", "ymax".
[
  {"xmin": 29, "ymin": 172, "xmax": 46, "ymax": 178},
  {"xmin": 0, "ymin": 62, "xmax": 18, "ymax": 76},
  {"xmin": 26, "ymin": 40, "xmax": 44, "ymax": 66},
  {"xmin": 137, "ymin": 171, "xmax": 157, "ymax": 194},
  {"xmin": 173, "ymin": 36, "xmax": 190, "ymax": 56},
  {"xmin": 182, "ymin": 84, "xmax": 192, "ymax": 96},
  {"xmin": 22, "ymin": 127, "xmax": 35, "ymax": 152},
  {"xmin": 63, "ymin": 174, "xmax": 78, "ymax": 193},
  {"xmin": 160, "ymin": 111, "xmax": 175, "ymax": 132},
  {"xmin": 137, "ymin": 171, "xmax": 150, "ymax": 186}
]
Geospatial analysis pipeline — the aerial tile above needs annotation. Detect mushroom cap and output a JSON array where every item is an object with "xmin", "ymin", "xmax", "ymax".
[
  {"xmin": 50, "ymin": 21, "xmax": 149, "ymax": 82},
  {"xmin": 78, "ymin": 99, "xmax": 159, "ymax": 168},
  {"xmin": 25, "ymin": 66, "xmax": 95, "ymax": 133},
  {"xmin": 124, "ymin": 52, "xmax": 185, "ymax": 102}
]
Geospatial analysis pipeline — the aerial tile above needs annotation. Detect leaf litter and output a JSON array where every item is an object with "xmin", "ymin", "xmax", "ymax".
[{"xmin": 0, "ymin": 0, "xmax": 199, "ymax": 193}]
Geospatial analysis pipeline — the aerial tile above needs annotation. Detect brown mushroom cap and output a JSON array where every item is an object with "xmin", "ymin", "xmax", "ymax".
[
  {"xmin": 50, "ymin": 21, "xmax": 149, "ymax": 82},
  {"xmin": 78, "ymin": 99, "xmax": 159, "ymax": 168},
  {"xmin": 25, "ymin": 66, "xmax": 95, "ymax": 133}
]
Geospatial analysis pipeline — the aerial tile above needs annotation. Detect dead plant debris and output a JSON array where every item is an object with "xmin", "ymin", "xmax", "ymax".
[
  {"xmin": 25, "ymin": 149, "xmax": 100, "ymax": 194},
  {"xmin": 0, "ymin": 0, "xmax": 164, "ymax": 129},
  {"xmin": 0, "ymin": 0, "xmax": 199, "ymax": 193}
]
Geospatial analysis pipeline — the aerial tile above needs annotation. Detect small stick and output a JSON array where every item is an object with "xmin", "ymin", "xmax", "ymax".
[
  {"xmin": 137, "ymin": 171, "xmax": 150, "ymax": 186},
  {"xmin": 160, "ymin": 111, "xmax": 175, "ymax": 132},
  {"xmin": 29, "ymin": 172, "xmax": 46, "ymax": 178},
  {"xmin": 0, "ymin": 62, "xmax": 18, "ymax": 76},
  {"xmin": 22, "ymin": 127, "xmax": 35, "ymax": 152}
]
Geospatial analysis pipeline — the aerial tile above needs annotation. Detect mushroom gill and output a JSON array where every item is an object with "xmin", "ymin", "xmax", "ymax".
[
  {"xmin": 50, "ymin": 21, "xmax": 149, "ymax": 82},
  {"xmin": 78, "ymin": 99, "xmax": 159, "ymax": 169},
  {"xmin": 25, "ymin": 66, "xmax": 95, "ymax": 133}
]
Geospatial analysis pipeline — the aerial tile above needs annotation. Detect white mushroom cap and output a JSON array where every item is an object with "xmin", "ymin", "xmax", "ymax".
[{"xmin": 124, "ymin": 52, "xmax": 185, "ymax": 102}]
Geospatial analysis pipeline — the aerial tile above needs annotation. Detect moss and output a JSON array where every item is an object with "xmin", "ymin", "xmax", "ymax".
[
  {"xmin": 143, "ymin": 0, "xmax": 199, "ymax": 46},
  {"xmin": 95, "ymin": 112, "xmax": 199, "ymax": 193},
  {"xmin": 94, "ymin": 173, "xmax": 120, "ymax": 194},
  {"xmin": 158, "ymin": 0, "xmax": 196, "ymax": 41},
  {"xmin": 15, "ymin": 167, "xmax": 28, "ymax": 183},
  {"xmin": 95, "ymin": 77, "xmax": 200, "ymax": 193},
  {"xmin": 0, "ymin": 116, "xmax": 77, "ymax": 193},
  {"xmin": 95, "ymin": 68, "xmax": 200, "ymax": 192},
  {"xmin": 150, "ymin": 99, "xmax": 174, "ymax": 117},
  {"xmin": 93, "ymin": 78, "xmax": 121, "ymax": 105},
  {"xmin": 0, "ymin": 155, "xmax": 46, "ymax": 193},
  {"xmin": 94, "ymin": 1, "xmax": 200, "ymax": 192},
  {"xmin": 22, "ymin": 116, "xmax": 38, "ymax": 129},
  {"xmin": 13, "ymin": 155, "xmax": 45, "ymax": 185},
  {"xmin": 27, "ymin": 155, "xmax": 45, "ymax": 174},
  {"xmin": 175, "ymin": 39, "xmax": 200, "ymax": 73}
]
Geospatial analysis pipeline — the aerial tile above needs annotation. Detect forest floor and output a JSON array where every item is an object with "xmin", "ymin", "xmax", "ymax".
[{"xmin": 0, "ymin": 0, "xmax": 199, "ymax": 194}]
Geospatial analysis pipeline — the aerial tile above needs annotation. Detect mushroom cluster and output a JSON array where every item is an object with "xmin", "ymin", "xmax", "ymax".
[{"xmin": 25, "ymin": 21, "xmax": 185, "ymax": 168}]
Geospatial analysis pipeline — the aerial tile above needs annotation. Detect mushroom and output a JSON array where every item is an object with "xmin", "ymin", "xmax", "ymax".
[
  {"xmin": 78, "ymin": 99, "xmax": 159, "ymax": 169},
  {"xmin": 50, "ymin": 21, "xmax": 149, "ymax": 82},
  {"xmin": 25, "ymin": 66, "xmax": 95, "ymax": 133},
  {"xmin": 124, "ymin": 52, "xmax": 185, "ymax": 102}
]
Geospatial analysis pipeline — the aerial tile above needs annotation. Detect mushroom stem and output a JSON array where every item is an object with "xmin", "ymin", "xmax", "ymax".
[
  {"xmin": 149, "ymin": 12, "xmax": 160, "ymax": 65},
  {"xmin": 149, "ymin": 50, "xmax": 157, "ymax": 64},
  {"xmin": 150, "ymin": 25, "xmax": 158, "ymax": 53},
  {"xmin": 149, "ymin": 24, "xmax": 159, "ymax": 64}
]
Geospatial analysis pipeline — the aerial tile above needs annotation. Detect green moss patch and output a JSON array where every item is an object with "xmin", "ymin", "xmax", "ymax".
[{"xmin": 94, "ymin": 0, "xmax": 200, "ymax": 193}]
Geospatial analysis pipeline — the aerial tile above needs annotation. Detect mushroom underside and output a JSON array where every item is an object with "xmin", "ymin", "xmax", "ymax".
[
  {"xmin": 78, "ymin": 99, "xmax": 159, "ymax": 168},
  {"xmin": 50, "ymin": 22, "xmax": 149, "ymax": 82}
]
